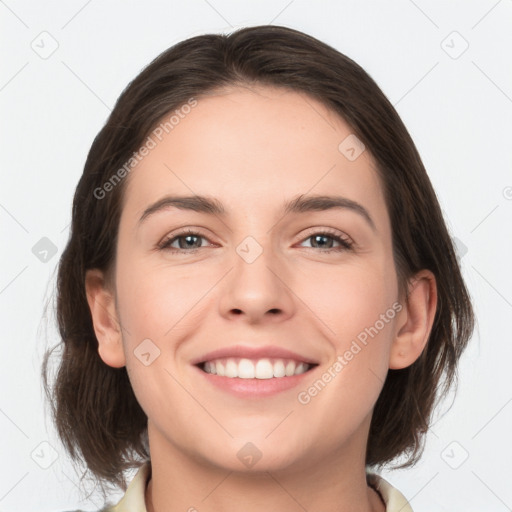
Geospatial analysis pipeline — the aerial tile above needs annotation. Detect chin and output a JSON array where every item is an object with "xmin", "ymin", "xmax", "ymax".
[{"xmin": 197, "ymin": 435, "xmax": 311, "ymax": 475}]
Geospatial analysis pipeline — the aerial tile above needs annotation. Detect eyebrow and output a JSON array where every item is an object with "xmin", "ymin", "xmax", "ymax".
[{"xmin": 138, "ymin": 193, "xmax": 376, "ymax": 231}]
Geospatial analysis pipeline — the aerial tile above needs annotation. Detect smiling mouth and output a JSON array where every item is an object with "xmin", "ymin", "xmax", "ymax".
[{"xmin": 198, "ymin": 357, "xmax": 317, "ymax": 379}]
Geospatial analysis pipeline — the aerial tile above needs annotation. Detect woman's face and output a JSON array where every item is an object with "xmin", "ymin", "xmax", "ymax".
[{"xmin": 104, "ymin": 85, "xmax": 405, "ymax": 473}]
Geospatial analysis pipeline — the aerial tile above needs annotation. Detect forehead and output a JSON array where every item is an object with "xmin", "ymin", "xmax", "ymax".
[{"xmin": 121, "ymin": 85, "xmax": 386, "ymax": 226}]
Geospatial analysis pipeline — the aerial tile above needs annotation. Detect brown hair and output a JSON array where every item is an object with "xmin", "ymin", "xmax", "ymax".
[{"xmin": 42, "ymin": 24, "xmax": 474, "ymax": 491}]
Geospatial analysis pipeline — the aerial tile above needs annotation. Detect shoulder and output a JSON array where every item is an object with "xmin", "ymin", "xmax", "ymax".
[
  {"xmin": 97, "ymin": 462, "xmax": 151, "ymax": 512},
  {"xmin": 59, "ymin": 463, "xmax": 151, "ymax": 512},
  {"xmin": 59, "ymin": 508, "xmax": 112, "ymax": 512},
  {"xmin": 366, "ymin": 472, "xmax": 414, "ymax": 512}
]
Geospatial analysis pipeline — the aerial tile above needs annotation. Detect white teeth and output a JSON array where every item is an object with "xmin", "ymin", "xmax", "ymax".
[
  {"xmin": 201, "ymin": 358, "xmax": 312, "ymax": 379},
  {"xmin": 225, "ymin": 359, "xmax": 238, "ymax": 378},
  {"xmin": 294, "ymin": 362, "xmax": 308, "ymax": 375},
  {"xmin": 285, "ymin": 360, "xmax": 296, "ymax": 376},
  {"xmin": 273, "ymin": 360, "xmax": 286, "ymax": 378},
  {"xmin": 238, "ymin": 358, "xmax": 255, "ymax": 378},
  {"xmin": 255, "ymin": 359, "xmax": 274, "ymax": 379}
]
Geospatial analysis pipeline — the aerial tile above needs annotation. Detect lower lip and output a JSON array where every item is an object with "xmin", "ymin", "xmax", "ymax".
[{"xmin": 194, "ymin": 365, "xmax": 315, "ymax": 398}]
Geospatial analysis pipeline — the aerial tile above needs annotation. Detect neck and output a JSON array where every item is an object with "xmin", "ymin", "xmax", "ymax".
[{"xmin": 144, "ymin": 423, "xmax": 385, "ymax": 512}]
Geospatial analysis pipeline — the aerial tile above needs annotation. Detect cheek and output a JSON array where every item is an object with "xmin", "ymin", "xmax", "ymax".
[
  {"xmin": 293, "ymin": 257, "xmax": 398, "ymax": 394},
  {"xmin": 115, "ymin": 254, "xmax": 216, "ymax": 344},
  {"xmin": 295, "ymin": 256, "xmax": 398, "ymax": 340},
  {"xmin": 116, "ymin": 257, "xmax": 209, "ymax": 422},
  {"xmin": 295, "ymin": 267, "xmax": 398, "ymax": 422},
  {"xmin": 114, "ymin": 254, "xmax": 223, "ymax": 417}
]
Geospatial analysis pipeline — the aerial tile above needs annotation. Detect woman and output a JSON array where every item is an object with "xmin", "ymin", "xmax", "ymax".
[{"xmin": 43, "ymin": 25, "xmax": 474, "ymax": 512}]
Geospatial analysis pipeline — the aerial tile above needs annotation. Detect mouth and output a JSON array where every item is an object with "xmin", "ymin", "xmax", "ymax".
[
  {"xmin": 197, "ymin": 357, "xmax": 317, "ymax": 379},
  {"xmin": 192, "ymin": 345, "xmax": 319, "ymax": 397}
]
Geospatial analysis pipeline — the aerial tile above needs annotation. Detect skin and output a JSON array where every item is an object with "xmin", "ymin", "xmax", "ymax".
[{"xmin": 86, "ymin": 85, "xmax": 437, "ymax": 512}]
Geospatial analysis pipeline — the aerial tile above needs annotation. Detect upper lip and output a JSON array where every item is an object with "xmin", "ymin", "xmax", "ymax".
[{"xmin": 191, "ymin": 345, "xmax": 319, "ymax": 365}]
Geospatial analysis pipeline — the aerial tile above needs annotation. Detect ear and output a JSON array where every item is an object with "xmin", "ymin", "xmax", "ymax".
[
  {"xmin": 85, "ymin": 268, "xmax": 126, "ymax": 368},
  {"xmin": 389, "ymin": 269, "xmax": 437, "ymax": 370}
]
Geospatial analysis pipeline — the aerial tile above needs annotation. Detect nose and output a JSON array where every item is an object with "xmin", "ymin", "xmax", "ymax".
[{"xmin": 218, "ymin": 239, "xmax": 296, "ymax": 325}]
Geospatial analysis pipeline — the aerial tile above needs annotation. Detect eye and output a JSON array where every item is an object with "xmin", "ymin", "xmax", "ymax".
[
  {"xmin": 158, "ymin": 228, "xmax": 354, "ymax": 254},
  {"xmin": 158, "ymin": 229, "xmax": 212, "ymax": 252},
  {"xmin": 298, "ymin": 229, "xmax": 354, "ymax": 252}
]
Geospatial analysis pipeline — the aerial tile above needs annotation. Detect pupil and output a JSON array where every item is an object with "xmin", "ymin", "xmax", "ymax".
[
  {"xmin": 180, "ymin": 235, "xmax": 200, "ymax": 249},
  {"xmin": 314, "ymin": 235, "xmax": 332, "ymax": 248}
]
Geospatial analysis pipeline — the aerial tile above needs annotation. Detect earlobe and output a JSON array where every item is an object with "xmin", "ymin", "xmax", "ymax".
[
  {"xmin": 85, "ymin": 269, "xmax": 126, "ymax": 368},
  {"xmin": 389, "ymin": 270, "xmax": 437, "ymax": 370}
]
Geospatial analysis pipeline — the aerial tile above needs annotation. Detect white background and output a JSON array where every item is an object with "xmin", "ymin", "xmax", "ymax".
[{"xmin": 1, "ymin": 1, "xmax": 512, "ymax": 511}]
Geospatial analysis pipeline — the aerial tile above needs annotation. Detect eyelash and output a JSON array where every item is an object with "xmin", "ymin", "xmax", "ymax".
[{"xmin": 157, "ymin": 228, "xmax": 354, "ymax": 254}]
